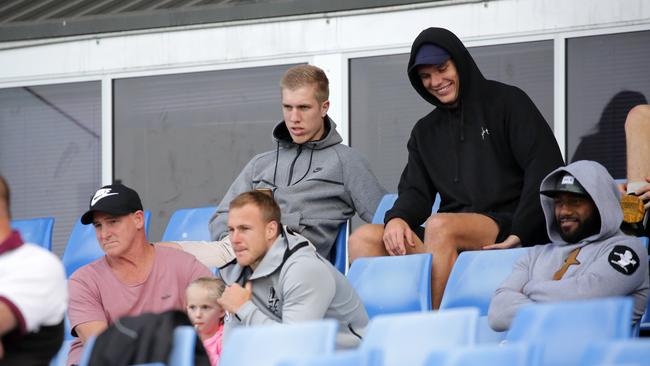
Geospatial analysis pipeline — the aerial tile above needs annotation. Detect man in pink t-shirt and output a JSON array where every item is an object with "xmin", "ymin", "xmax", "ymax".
[{"xmin": 67, "ymin": 184, "xmax": 212, "ymax": 365}]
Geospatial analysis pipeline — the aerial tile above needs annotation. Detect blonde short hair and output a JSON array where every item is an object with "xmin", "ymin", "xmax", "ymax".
[
  {"xmin": 280, "ymin": 65, "xmax": 329, "ymax": 103},
  {"xmin": 186, "ymin": 277, "xmax": 226, "ymax": 300}
]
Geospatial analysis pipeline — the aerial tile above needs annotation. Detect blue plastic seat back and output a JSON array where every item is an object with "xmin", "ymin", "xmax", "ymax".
[
  {"xmin": 277, "ymin": 349, "xmax": 382, "ymax": 366},
  {"xmin": 640, "ymin": 237, "xmax": 650, "ymax": 332},
  {"xmin": 424, "ymin": 343, "xmax": 531, "ymax": 366},
  {"xmin": 161, "ymin": 206, "xmax": 216, "ymax": 241},
  {"xmin": 506, "ymin": 297, "xmax": 634, "ymax": 366},
  {"xmin": 11, "ymin": 217, "xmax": 55, "ymax": 251},
  {"xmin": 49, "ymin": 339, "xmax": 72, "ymax": 366},
  {"xmin": 440, "ymin": 248, "xmax": 527, "ymax": 315},
  {"xmin": 168, "ymin": 326, "xmax": 196, "ymax": 366},
  {"xmin": 439, "ymin": 247, "xmax": 527, "ymax": 343},
  {"xmin": 219, "ymin": 320, "xmax": 338, "ymax": 366},
  {"xmin": 62, "ymin": 211, "xmax": 150, "ymax": 278},
  {"xmin": 361, "ymin": 308, "xmax": 479, "ymax": 366},
  {"xmin": 332, "ymin": 221, "xmax": 348, "ymax": 274},
  {"xmin": 371, "ymin": 194, "xmax": 441, "ymax": 225},
  {"xmin": 579, "ymin": 339, "xmax": 650, "ymax": 366},
  {"xmin": 347, "ymin": 253, "xmax": 432, "ymax": 319},
  {"xmin": 372, "ymin": 194, "xmax": 398, "ymax": 224}
]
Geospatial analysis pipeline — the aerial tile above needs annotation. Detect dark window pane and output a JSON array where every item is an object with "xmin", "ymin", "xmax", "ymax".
[
  {"xmin": 567, "ymin": 30, "xmax": 650, "ymax": 179},
  {"xmin": 114, "ymin": 64, "xmax": 298, "ymax": 241},
  {"xmin": 350, "ymin": 41, "xmax": 554, "ymax": 193},
  {"xmin": 0, "ymin": 82, "xmax": 102, "ymax": 255}
]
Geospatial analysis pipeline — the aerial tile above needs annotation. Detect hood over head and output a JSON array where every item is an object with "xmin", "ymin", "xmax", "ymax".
[
  {"xmin": 539, "ymin": 160, "xmax": 622, "ymax": 244},
  {"xmin": 407, "ymin": 27, "xmax": 486, "ymax": 109}
]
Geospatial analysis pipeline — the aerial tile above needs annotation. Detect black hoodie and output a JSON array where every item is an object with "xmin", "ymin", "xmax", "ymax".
[{"xmin": 385, "ymin": 27, "xmax": 564, "ymax": 245}]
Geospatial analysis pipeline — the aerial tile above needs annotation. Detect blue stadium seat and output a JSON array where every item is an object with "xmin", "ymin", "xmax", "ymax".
[
  {"xmin": 360, "ymin": 308, "xmax": 479, "ymax": 366},
  {"xmin": 347, "ymin": 253, "xmax": 432, "ymax": 319},
  {"xmin": 11, "ymin": 216, "xmax": 54, "ymax": 251},
  {"xmin": 371, "ymin": 193, "xmax": 441, "ymax": 225},
  {"xmin": 371, "ymin": 194, "xmax": 398, "ymax": 224},
  {"xmin": 219, "ymin": 320, "xmax": 338, "ymax": 366},
  {"xmin": 62, "ymin": 211, "xmax": 150, "ymax": 277},
  {"xmin": 49, "ymin": 339, "xmax": 72, "ymax": 366},
  {"xmin": 424, "ymin": 343, "xmax": 531, "ymax": 366},
  {"xmin": 439, "ymin": 247, "xmax": 527, "ymax": 343},
  {"xmin": 168, "ymin": 326, "xmax": 196, "ymax": 366},
  {"xmin": 277, "ymin": 349, "xmax": 382, "ymax": 366},
  {"xmin": 161, "ymin": 206, "xmax": 216, "ymax": 241},
  {"xmin": 332, "ymin": 221, "xmax": 348, "ymax": 274},
  {"xmin": 506, "ymin": 297, "xmax": 634, "ymax": 366},
  {"xmin": 579, "ymin": 339, "xmax": 650, "ymax": 366}
]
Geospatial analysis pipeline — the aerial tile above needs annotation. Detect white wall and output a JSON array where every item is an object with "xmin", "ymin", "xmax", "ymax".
[{"xmin": 1, "ymin": 0, "xmax": 649, "ymax": 183}]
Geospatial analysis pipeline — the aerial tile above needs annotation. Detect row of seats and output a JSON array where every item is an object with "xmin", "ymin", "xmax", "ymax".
[{"xmin": 217, "ymin": 297, "xmax": 643, "ymax": 366}]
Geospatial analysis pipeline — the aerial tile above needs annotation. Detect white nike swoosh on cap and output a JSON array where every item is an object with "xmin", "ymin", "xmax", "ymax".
[{"xmin": 91, "ymin": 192, "xmax": 118, "ymax": 206}]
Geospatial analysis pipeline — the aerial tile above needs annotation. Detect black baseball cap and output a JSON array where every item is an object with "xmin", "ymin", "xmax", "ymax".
[
  {"xmin": 81, "ymin": 184, "xmax": 143, "ymax": 225},
  {"xmin": 541, "ymin": 173, "xmax": 589, "ymax": 198}
]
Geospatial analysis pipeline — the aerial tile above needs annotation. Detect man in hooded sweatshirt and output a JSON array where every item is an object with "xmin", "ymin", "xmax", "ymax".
[
  {"xmin": 488, "ymin": 160, "xmax": 649, "ymax": 331},
  {"xmin": 349, "ymin": 27, "xmax": 564, "ymax": 308},
  {"xmin": 162, "ymin": 64, "xmax": 386, "ymax": 267}
]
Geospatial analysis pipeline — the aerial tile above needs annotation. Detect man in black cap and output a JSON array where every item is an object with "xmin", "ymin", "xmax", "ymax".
[
  {"xmin": 489, "ymin": 160, "xmax": 649, "ymax": 331},
  {"xmin": 349, "ymin": 27, "xmax": 564, "ymax": 308},
  {"xmin": 66, "ymin": 184, "xmax": 212, "ymax": 365}
]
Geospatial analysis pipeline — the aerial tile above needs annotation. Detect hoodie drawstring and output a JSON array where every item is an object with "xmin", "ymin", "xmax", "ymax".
[
  {"xmin": 273, "ymin": 141, "xmax": 280, "ymax": 184},
  {"xmin": 293, "ymin": 147, "xmax": 315, "ymax": 185}
]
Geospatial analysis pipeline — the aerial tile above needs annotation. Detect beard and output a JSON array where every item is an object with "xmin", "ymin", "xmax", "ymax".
[{"xmin": 557, "ymin": 211, "xmax": 601, "ymax": 243}]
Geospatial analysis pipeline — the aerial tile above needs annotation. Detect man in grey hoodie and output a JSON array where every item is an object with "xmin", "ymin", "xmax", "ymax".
[
  {"xmin": 164, "ymin": 65, "xmax": 386, "ymax": 267},
  {"xmin": 217, "ymin": 191, "xmax": 368, "ymax": 348},
  {"xmin": 488, "ymin": 160, "xmax": 649, "ymax": 331}
]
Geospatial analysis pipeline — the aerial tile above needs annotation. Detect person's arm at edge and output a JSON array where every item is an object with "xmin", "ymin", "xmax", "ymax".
[
  {"xmin": 74, "ymin": 321, "xmax": 107, "ymax": 343},
  {"xmin": 339, "ymin": 147, "xmax": 387, "ymax": 223},
  {"xmin": 488, "ymin": 249, "xmax": 534, "ymax": 331}
]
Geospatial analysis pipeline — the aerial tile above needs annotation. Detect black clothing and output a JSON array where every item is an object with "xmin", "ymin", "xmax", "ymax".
[
  {"xmin": 385, "ymin": 27, "xmax": 564, "ymax": 245},
  {"xmin": 88, "ymin": 310, "xmax": 210, "ymax": 366},
  {"xmin": 0, "ymin": 320, "xmax": 63, "ymax": 366}
]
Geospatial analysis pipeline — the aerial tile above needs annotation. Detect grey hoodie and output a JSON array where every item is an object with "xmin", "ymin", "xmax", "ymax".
[
  {"xmin": 488, "ymin": 160, "xmax": 649, "ymax": 331},
  {"xmin": 209, "ymin": 117, "xmax": 386, "ymax": 257},
  {"xmin": 220, "ymin": 226, "xmax": 368, "ymax": 348}
]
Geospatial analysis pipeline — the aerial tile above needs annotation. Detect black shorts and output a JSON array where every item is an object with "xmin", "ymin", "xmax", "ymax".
[{"xmin": 412, "ymin": 211, "xmax": 513, "ymax": 243}]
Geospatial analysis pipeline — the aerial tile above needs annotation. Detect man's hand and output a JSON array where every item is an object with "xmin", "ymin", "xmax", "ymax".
[
  {"xmin": 383, "ymin": 218, "xmax": 415, "ymax": 256},
  {"xmin": 483, "ymin": 234, "xmax": 522, "ymax": 250},
  {"xmin": 632, "ymin": 177, "xmax": 650, "ymax": 210},
  {"xmin": 217, "ymin": 282, "xmax": 253, "ymax": 314}
]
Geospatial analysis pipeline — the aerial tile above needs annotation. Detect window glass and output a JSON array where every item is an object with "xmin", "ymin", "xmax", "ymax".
[
  {"xmin": 567, "ymin": 30, "xmax": 650, "ymax": 179},
  {"xmin": 0, "ymin": 82, "xmax": 101, "ymax": 255},
  {"xmin": 114, "ymin": 64, "xmax": 298, "ymax": 240}
]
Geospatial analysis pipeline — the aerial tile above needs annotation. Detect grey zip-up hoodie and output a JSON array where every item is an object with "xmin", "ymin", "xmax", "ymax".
[
  {"xmin": 209, "ymin": 117, "xmax": 386, "ymax": 257},
  {"xmin": 220, "ymin": 226, "xmax": 368, "ymax": 348},
  {"xmin": 488, "ymin": 160, "xmax": 649, "ymax": 331}
]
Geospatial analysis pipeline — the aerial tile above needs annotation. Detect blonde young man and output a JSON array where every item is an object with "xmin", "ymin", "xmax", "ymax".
[
  {"xmin": 168, "ymin": 65, "xmax": 385, "ymax": 266},
  {"xmin": 217, "ymin": 191, "xmax": 368, "ymax": 348}
]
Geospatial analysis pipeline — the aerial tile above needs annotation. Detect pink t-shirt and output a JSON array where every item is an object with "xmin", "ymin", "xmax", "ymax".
[
  {"xmin": 67, "ymin": 245, "xmax": 212, "ymax": 365},
  {"xmin": 202, "ymin": 322, "xmax": 224, "ymax": 366}
]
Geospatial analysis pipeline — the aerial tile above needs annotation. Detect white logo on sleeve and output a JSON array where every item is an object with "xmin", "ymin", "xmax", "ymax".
[
  {"xmin": 481, "ymin": 127, "xmax": 490, "ymax": 140},
  {"xmin": 91, "ymin": 188, "xmax": 118, "ymax": 206}
]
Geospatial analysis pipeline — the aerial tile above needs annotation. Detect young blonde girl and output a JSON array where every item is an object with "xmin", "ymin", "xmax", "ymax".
[{"xmin": 186, "ymin": 277, "xmax": 226, "ymax": 366}]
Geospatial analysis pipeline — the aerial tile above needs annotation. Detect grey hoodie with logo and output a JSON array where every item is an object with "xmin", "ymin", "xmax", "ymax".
[
  {"xmin": 220, "ymin": 226, "xmax": 368, "ymax": 348},
  {"xmin": 209, "ymin": 117, "xmax": 386, "ymax": 258},
  {"xmin": 488, "ymin": 160, "xmax": 649, "ymax": 331}
]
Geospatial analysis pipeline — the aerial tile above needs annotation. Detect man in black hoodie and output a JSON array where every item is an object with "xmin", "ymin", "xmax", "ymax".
[{"xmin": 349, "ymin": 27, "xmax": 564, "ymax": 308}]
